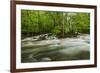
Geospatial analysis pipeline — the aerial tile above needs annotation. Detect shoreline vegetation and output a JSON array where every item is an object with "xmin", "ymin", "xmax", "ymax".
[{"xmin": 21, "ymin": 10, "xmax": 90, "ymax": 39}]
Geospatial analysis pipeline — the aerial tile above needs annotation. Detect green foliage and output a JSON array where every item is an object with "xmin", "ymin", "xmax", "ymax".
[
  {"xmin": 52, "ymin": 26, "xmax": 61, "ymax": 35},
  {"xmin": 21, "ymin": 10, "xmax": 90, "ymax": 38}
]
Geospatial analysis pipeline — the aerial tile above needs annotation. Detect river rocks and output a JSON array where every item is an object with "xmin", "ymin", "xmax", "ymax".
[
  {"xmin": 22, "ymin": 34, "xmax": 57, "ymax": 42},
  {"xmin": 38, "ymin": 34, "xmax": 57, "ymax": 40}
]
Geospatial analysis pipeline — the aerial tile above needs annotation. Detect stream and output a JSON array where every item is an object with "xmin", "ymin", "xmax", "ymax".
[{"xmin": 21, "ymin": 34, "xmax": 90, "ymax": 63}]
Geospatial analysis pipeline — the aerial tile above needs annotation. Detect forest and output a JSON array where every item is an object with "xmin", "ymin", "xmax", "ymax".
[{"xmin": 21, "ymin": 10, "xmax": 90, "ymax": 39}]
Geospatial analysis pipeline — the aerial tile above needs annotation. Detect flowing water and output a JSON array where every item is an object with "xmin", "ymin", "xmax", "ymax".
[{"xmin": 21, "ymin": 34, "xmax": 90, "ymax": 63}]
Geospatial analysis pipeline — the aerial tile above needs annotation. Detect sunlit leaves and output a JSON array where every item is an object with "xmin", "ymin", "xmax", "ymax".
[{"xmin": 21, "ymin": 10, "xmax": 90, "ymax": 37}]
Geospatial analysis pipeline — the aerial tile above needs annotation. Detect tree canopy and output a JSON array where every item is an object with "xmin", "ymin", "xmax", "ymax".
[{"xmin": 21, "ymin": 10, "xmax": 90, "ymax": 38}]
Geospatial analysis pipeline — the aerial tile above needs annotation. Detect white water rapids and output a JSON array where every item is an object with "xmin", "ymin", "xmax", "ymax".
[{"xmin": 21, "ymin": 34, "xmax": 90, "ymax": 63}]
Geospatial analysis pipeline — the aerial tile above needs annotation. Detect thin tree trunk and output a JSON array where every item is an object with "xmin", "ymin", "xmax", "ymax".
[{"xmin": 62, "ymin": 12, "xmax": 65, "ymax": 38}]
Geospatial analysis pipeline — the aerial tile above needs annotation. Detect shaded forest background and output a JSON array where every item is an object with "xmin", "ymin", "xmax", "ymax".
[{"xmin": 21, "ymin": 10, "xmax": 90, "ymax": 39}]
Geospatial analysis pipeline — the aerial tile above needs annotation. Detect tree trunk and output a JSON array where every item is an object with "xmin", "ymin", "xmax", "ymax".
[{"xmin": 62, "ymin": 12, "xmax": 65, "ymax": 38}]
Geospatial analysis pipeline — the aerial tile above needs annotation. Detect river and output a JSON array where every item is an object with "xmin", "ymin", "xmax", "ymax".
[{"xmin": 21, "ymin": 34, "xmax": 90, "ymax": 63}]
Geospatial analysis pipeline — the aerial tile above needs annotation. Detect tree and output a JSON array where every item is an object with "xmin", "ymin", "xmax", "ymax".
[{"xmin": 21, "ymin": 10, "xmax": 90, "ymax": 38}]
